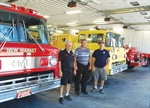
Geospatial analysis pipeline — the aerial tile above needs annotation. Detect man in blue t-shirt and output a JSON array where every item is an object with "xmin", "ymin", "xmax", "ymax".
[{"xmin": 91, "ymin": 41, "xmax": 110, "ymax": 94}]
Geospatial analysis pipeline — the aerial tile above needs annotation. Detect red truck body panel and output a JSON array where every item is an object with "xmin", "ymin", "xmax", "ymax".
[{"xmin": 126, "ymin": 47, "xmax": 147, "ymax": 67}]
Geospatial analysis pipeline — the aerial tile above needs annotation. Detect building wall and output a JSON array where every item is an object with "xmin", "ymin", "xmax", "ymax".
[{"xmin": 117, "ymin": 29, "xmax": 150, "ymax": 53}]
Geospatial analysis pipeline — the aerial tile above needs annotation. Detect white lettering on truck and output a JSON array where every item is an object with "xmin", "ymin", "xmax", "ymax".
[{"xmin": 11, "ymin": 59, "xmax": 31, "ymax": 67}]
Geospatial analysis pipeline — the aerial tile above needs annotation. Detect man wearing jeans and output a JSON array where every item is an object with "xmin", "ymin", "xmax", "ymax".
[
  {"xmin": 91, "ymin": 41, "xmax": 110, "ymax": 94},
  {"xmin": 74, "ymin": 39, "xmax": 91, "ymax": 95}
]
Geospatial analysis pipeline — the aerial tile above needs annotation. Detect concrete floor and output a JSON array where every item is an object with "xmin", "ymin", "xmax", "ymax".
[{"xmin": 0, "ymin": 66, "xmax": 150, "ymax": 108}]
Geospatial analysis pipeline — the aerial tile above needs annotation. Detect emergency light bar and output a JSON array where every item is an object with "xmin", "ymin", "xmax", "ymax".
[{"xmin": 0, "ymin": 2, "xmax": 42, "ymax": 17}]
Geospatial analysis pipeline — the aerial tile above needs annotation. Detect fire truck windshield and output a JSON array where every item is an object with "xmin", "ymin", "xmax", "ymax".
[
  {"xmin": 78, "ymin": 34, "xmax": 103, "ymax": 43},
  {"xmin": 0, "ymin": 10, "xmax": 49, "ymax": 44},
  {"xmin": 105, "ymin": 32, "xmax": 123, "ymax": 47}
]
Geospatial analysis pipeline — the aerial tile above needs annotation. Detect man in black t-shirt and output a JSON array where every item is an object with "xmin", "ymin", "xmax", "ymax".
[
  {"xmin": 91, "ymin": 41, "xmax": 110, "ymax": 94},
  {"xmin": 59, "ymin": 41, "xmax": 76, "ymax": 104}
]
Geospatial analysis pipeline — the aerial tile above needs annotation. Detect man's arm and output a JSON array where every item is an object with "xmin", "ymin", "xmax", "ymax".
[
  {"xmin": 73, "ymin": 57, "xmax": 77, "ymax": 76},
  {"xmin": 74, "ymin": 49, "xmax": 78, "ymax": 70},
  {"xmin": 103, "ymin": 57, "xmax": 110, "ymax": 70},
  {"xmin": 59, "ymin": 61, "xmax": 63, "ymax": 77},
  {"xmin": 106, "ymin": 58, "xmax": 110, "ymax": 67},
  {"xmin": 59, "ymin": 51, "xmax": 63, "ymax": 77},
  {"xmin": 92, "ymin": 57, "xmax": 96, "ymax": 72},
  {"xmin": 88, "ymin": 57, "xmax": 92, "ymax": 70},
  {"xmin": 74, "ymin": 56, "xmax": 78, "ymax": 70}
]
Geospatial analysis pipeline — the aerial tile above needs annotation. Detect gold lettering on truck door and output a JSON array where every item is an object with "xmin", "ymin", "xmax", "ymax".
[
  {"xmin": 6, "ymin": 48, "xmax": 18, "ymax": 52},
  {"xmin": 6, "ymin": 48, "xmax": 36, "ymax": 53}
]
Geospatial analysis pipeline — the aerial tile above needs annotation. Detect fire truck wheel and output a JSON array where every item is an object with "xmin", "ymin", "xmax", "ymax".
[
  {"xmin": 128, "ymin": 65, "xmax": 135, "ymax": 69},
  {"xmin": 142, "ymin": 58, "xmax": 150, "ymax": 67},
  {"xmin": 127, "ymin": 61, "xmax": 135, "ymax": 69}
]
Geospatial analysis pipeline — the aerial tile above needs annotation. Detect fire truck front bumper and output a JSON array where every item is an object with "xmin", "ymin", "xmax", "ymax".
[
  {"xmin": 0, "ymin": 78, "xmax": 60, "ymax": 103},
  {"xmin": 110, "ymin": 63, "xmax": 127, "ymax": 75},
  {"xmin": 130, "ymin": 61, "xmax": 147, "ymax": 66}
]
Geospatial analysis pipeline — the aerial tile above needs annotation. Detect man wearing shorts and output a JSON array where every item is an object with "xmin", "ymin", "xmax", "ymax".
[
  {"xmin": 59, "ymin": 41, "xmax": 76, "ymax": 104},
  {"xmin": 91, "ymin": 41, "xmax": 110, "ymax": 94}
]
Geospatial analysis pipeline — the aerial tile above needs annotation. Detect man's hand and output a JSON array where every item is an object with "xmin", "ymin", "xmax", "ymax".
[
  {"xmin": 88, "ymin": 65, "xmax": 92, "ymax": 70},
  {"xmin": 103, "ymin": 66, "xmax": 107, "ymax": 70},
  {"xmin": 73, "ymin": 70, "xmax": 76, "ymax": 76},
  {"xmin": 76, "ymin": 66, "xmax": 78, "ymax": 70},
  {"xmin": 59, "ymin": 70, "xmax": 63, "ymax": 78},
  {"xmin": 92, "ymin": 67, "xmax": 95, "ymax": 73}
]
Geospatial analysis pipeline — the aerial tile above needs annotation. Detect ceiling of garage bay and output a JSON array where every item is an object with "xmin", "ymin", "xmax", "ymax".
[{"xmin": 1, "ymin": 0, "xmax": 150, "ymax": 31}]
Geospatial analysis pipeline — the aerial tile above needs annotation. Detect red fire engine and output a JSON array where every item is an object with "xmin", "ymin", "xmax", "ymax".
[
  {"xmin": 0, "ymin": 2, "xmax": 60, "ymax": 103},
  {"xmin": 125, "ymin": 47, "xmax": 147, "ymax": 69}
]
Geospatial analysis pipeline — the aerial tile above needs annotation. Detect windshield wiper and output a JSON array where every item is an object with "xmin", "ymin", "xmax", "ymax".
[
  {"xmin": 23, "ymin": 21, "xmax": 45, "ymax": 52},
  {"xmin": 12, "ymin": 19, "xmax": 14, "ymax": 39}
]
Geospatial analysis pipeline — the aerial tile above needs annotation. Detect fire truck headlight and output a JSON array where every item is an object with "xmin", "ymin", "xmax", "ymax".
[{"xmin": 49, "ymin": 57, "xmax": 57, "ymax": 66}]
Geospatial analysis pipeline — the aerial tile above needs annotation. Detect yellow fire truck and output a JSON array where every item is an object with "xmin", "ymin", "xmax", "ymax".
[{"xmin": 51, "ymin": 30, "xmax": 127, "ymax": 75}]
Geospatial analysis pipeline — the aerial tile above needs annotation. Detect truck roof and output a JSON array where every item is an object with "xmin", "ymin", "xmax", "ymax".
[
  {"xmin": 0, "ymin": 2, "xmax": 46, "ymax": 21},
  {"xmin": 78, "ymin": 30, "xmax": 112, "ymax": 34}
]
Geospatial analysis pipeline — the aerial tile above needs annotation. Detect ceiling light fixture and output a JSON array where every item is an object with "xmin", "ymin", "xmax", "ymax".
[
  {"xmin": 67, "ymin": 1, "xmax": 76, "ymax": 8},
  {"xmin": 89, "ymin": 28, "xmax": 95, "ymax": 30},
  {"xmin": 140, "ymin": 11, "xmax": 147, "ymax": 15},
  {"xmin": 43, "ymin": 15, "xmax": 50, "ymax": 18},
  {"xmin": 66, "ymin": 22, "xmax": 77, "ymax": 26},
  {"xmin": 47, "ymin": 25, "xmax": 52, "ymax": 27},
  {"xmin": 130, "ymin": 1, "xmax": 140, "ymax": 6},
  {"xmin": 56, "ymin": 30, "xmax": 63, "ymax": 33},
  {"xmin": 104, "ymin": 17, "xmax": 110, "ymax": 22},
  {"xmin": 93, "ymin": 20, "xmax": 105, "ymax": 23},
  {"xmin": 123, "ymin": 25, "xmax": 128, "ymax": 29},
  {"xmin": 71, "ymin": 29, "xmax": 79, "ymax": 33},
  {"xmin": 144, "ymin": 16, "xmax": 150, "ymax": 19},
  {"xmin": 65, "ymin": 10, "xmax": 82, "ymax": 14}
]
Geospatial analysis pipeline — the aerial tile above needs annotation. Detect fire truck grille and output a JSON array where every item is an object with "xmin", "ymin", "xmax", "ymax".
[{"xmin": 0, "ymin": 71, "xmax": 54, "ymax": 92}]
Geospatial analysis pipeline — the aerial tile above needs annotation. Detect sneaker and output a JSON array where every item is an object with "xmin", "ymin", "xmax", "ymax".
[
  {"xmin": 91, "ymin": 87, "xmax": 97, "ymax": 92},
  {"xmin": 82, "ymin": 91, "xmax": 88, "ymax": 94},
  {"xmin": 64, "ymin": 95, "xmax": 72, "ymax": 101},
  {"xmin": 59, "ymin": 97, "xmax": 64, "ymax": 104},
  {"xmin": 99, "ymin": 89, "xmax": 104, "ymax": 94}
]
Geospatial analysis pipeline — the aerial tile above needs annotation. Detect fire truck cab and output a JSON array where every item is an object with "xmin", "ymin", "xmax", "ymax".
[{"xmin": 0, "ymin": 2, "xmax": 60, "ymax": 103}]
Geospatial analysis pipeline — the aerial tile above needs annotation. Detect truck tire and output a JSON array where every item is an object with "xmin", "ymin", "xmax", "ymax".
[
  {"xmin": 142, "ymin": 58, "xmax": 150, "ymax": 67},
  {"xmin": 147, "ymin": 59, "xmax": 150, "ymax": 66},
  {"xmin": 127, "ymin": 61, "xmax": 135, "ymax": 69}
]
